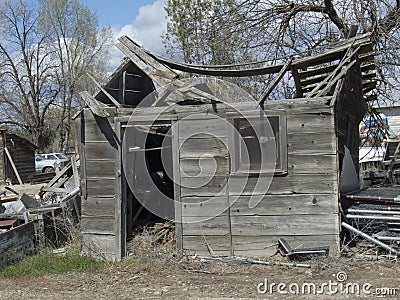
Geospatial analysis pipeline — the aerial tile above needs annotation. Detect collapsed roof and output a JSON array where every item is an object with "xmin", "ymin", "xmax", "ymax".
[{"xmin": 81, "ymin": 33, "xmax": 376, "ymax": 114}]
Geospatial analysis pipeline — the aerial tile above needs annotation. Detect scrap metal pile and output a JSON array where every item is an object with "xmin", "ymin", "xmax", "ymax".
[{"xmin": 342, "ymin": 185, "xmax": 400, "ymax": 257}]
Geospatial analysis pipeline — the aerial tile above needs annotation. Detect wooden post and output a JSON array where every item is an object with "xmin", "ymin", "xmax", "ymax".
[{"xmin": 4, "ymin": 147, "xmax": 22, "ymax": 185}]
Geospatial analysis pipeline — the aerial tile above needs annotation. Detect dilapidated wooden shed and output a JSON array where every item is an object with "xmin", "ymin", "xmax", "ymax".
[
  {"xmin": 77, "ymin": 34, "xmax": 375, "ymax": 260},
  {"xmin": 0, "ymin": 130, "xmax": 37, "ymax": 184}
]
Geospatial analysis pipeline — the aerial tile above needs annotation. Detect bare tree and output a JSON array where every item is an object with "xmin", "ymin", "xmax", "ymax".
[
  {"xmin": 164, "ymin": 0, "xmax": 400, "ymax": 102},
  {"xmin": 0, "ymin": 0, "xmax": 59, "ymax": 149},
  {"xmin": 0, "ymin": 0, "xmax": 112, "ymax": 151},
  {"xmin": 38, "ymin": 0, "xmax": 112, "ymax": 150}
]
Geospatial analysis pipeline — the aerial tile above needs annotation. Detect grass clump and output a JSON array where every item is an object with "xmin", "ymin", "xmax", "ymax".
[{"xmin": 0, "ymin": 245, "xmax": 103, "ymax": 278}]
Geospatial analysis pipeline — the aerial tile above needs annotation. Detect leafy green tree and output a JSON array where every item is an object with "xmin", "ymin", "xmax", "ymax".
[
  {"xmin": 163, "ymin": 0, "xmax": 266, "ymax": 97},
  {"xmin": 163, "ymin": 0, "xmax": 254, "ymax": 65}
]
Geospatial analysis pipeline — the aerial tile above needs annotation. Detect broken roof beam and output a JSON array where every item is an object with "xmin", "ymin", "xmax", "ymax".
[
  {"xmin": 86, "ymin": 73, "xmax": 122, "ymax": 108},
  {"xmin": 119, "ymin": 35, "xmax": 178, "ymax": 80},
  {"xmin": 116, "ymin": 42, "xmax": 171, "ymax": 87},
  {"xmin": 259, "ymin": 58, "xmax": 292, "ymax": 105},
  {"xmin": 293, "ymin": 35, "xmax": 372, "ymax": 69},
  {"xmin": 307, "ymin": 46, "xmax": 360, "ymax": 98},
  {"xmin": 116, "ymin": 35, "xmax": 178, "ymax": 87},
  {"xmin": 315, "ymin": 59, "xmax": 357, "ymax": 97},
  {"xmin": 151, "ymin": 81, "xmax": 222, "ymax": 107},
  {"xmin": 137, "ymin": 34, "xmax": 372, "ymax": 80},
  {"xmin": 153, "ymin": 56, "xmax": 284, "ymax": 77},
  {"xmin": 80, "ymin": 91, "xmax": 111, "ymax": 118}
]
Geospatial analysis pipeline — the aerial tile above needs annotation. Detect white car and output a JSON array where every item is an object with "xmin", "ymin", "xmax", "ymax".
[{"xmin": 35, "ymin": 153, "xmax": 70, "ymax": 173}]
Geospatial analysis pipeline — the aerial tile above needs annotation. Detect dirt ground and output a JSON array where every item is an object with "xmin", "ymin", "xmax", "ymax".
[
  {"xmin": 0, "ymin": 191, "xmax": 398, "ymax": 299},
  {"xmin": 0, "ymin": 249, "xmax": 399, "ymax": 299}
]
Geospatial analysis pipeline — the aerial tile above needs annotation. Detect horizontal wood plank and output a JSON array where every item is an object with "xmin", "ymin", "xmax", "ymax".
[
  {"xmin": 81, "ymin": 233, "xmax": 116, "ymax": 261},
  {"xmin": 232, "ymin": 234, "xmax": 338, "ymax": 252},
  {"xmin": 287, "ymin": 132, "xmax": 336, "ymax": 154},
  {"xmin": 179, "ymin": 137, "xmax": 228, "ymax": 158},
  {"xmin": 86, "ymin": 178, "xmax": 116, "ymax": 197},
  {"xmin": 182, "ymin": 215, "xmax": 229, "ymax": 235},
  {"xmin": 180, "ymin": 176, "xmax": 227, "ymax": 197},
  {"xmin": 80, "ymin": 215, "xmax": 115, "ymax": 235},
  {"xmin": 229, "ymin": 194, "xmax": 338, "ymax": 216},
  {"xmin": 182, "ymin": 235, "xmax": 231, "ymax": 256},
  {"xmin": 85, "ymin": 142, "xmax": 116, "ymax": 160},
  {"xmin": 286, "ymin": 114, "xmax": 334, "ymax": 134},
  {"xmin": 84, "ymin": 109, "xmax": 116, "ymax": 140},
  {"xmin": 230, "ymin": 214, "xmax": 339, "ymax": 236},
  {"xmin": 180, "ymin": 156, "xmax": 229, "ymax": 177},
  {"xmin": 178, "ymin": 117, "xmax": 228, "ymax": 139},
  {"xmin": 233, "ymin": 235, "xmax": 339, "ymax": 257},
  {"xmin": 228, "ymin": 173, "xmax": 337, "ymax": 195},
  {"xmin": 287, "ymin": 153, "xmax": 337, "ymax": 174},
  {"xmin": 85, "ymin": 160, "xmax": 116, "ymax": 178},
  {"xmin": 81, "ymin": 196, "xmax": 116, "ymax": 217},
  {"xmin": 181, "ymin": 196, "xmax": 229, "ymax": 217}
]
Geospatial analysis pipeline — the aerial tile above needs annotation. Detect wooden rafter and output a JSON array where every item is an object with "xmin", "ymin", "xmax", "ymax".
[
  {"xmin": 307, "ymin": 46, "xmax": 360, "ymax": 98},
  {"xmin": 259, "ymin": 58, "xmax": 293, "ymax": 106},
  {"xmin": 86, "ymin": 73, "xmax": 122, "ymax": 108}
]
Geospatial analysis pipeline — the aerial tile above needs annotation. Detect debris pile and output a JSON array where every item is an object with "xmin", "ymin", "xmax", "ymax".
[
  {"xmin": 342, "ymin": 184, "xmax": 400, "ymax": 257},
  {"xmin": 0, "ymin": 155, "xmax": 81, "ymax": 267}
]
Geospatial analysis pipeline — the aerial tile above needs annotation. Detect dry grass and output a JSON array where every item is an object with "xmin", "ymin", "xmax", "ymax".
[{"xmin": 126, "ymin": 221, "xmax": 176, "ymax": 265}]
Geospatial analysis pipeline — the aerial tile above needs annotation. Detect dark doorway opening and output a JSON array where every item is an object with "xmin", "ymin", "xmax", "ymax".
[{"xmin": 123, "ymin": 123, "xmax": 174, "ymax": 241}]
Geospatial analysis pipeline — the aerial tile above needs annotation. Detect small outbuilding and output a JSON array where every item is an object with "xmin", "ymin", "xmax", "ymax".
[
  {"xmin": 0, "ymin": 130, "xmax": 37, "ymax": 184},
  {"xmin": 77, "ymin": 34, "xmax": 376, "ymax": 260}
]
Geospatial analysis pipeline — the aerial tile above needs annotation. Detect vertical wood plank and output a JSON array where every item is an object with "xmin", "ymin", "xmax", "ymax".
[
  {"xmin": 115, "ymin": 120, "xmax": 125, "ymax": 261},
  {"xmin": 78, "ymin": 111, "xmax": 87, "ymax": 200},
  {"xmin": 119, "ymin": 71, "xmax": 126, "ymax": 104},
  {"xmin": 225, "ymin": 121, "xmax": 233, "ymax": 256},
  {"xmin": 172, "ymin": 120, "xmax": 183, "ymax": 255},
  {"xmin": 291, "ymin": 66, "xmax": 303, "ymax": 98}
]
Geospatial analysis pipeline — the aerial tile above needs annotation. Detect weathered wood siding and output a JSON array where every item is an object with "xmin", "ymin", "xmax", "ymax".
[
  {"xmin": 0, "ymin": 222, "xmax": 36, "ymax": 268},
  {"xmin": 0, "ymin": 133, "xmax": 36, "ymax": 184},
  {"xmin": 79, "ymin": 109, "xmax": 119, "ymax": 261},
  {"xmin": 177, "ymin": 100, "xmax": 340, "ymax": 257}
]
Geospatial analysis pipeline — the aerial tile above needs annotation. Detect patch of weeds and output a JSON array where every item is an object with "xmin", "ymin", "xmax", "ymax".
[
  {"xmin": 120, "ymin": 254, "xmax": 160, "ymax": 273},
  {"xmin": 0, "ymin": 244, "xmax": 103, "ymax": 278},
  {"xmin": 122, "ymin": 254, "xmax": 143, "ymax": 266}
]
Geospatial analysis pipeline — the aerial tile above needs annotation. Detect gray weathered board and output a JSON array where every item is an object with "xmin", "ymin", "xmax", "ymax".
[
  {"xmin": 0, "ymin": 222, "xmax": 36, "ymax": 268},
  {"xmin": 176, "ymin": 99, "xmax": 340, "ymax": 257},
  {"xmin": 80, "ymin": 109, "xmax": 118, "ymax": 261}
]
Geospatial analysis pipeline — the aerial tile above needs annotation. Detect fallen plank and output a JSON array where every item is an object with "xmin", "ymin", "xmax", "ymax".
[
  {"xmin": 193, "ymin": 254, "xmax": 310, "ymax": 268},
  {"xmin": 86, "ymin": 73, "xmax": 122, "ymax": 108},
  {"xmin": 0, "ymin": 195, "xmax": 19, "ymax": 203},
  {"xmin": 4, "ymin": 147, "xmax": 22, "ymax": 185},
  {"xmin": 0, "ymin": 219, "xmax": 18, "ymax": 228}
]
